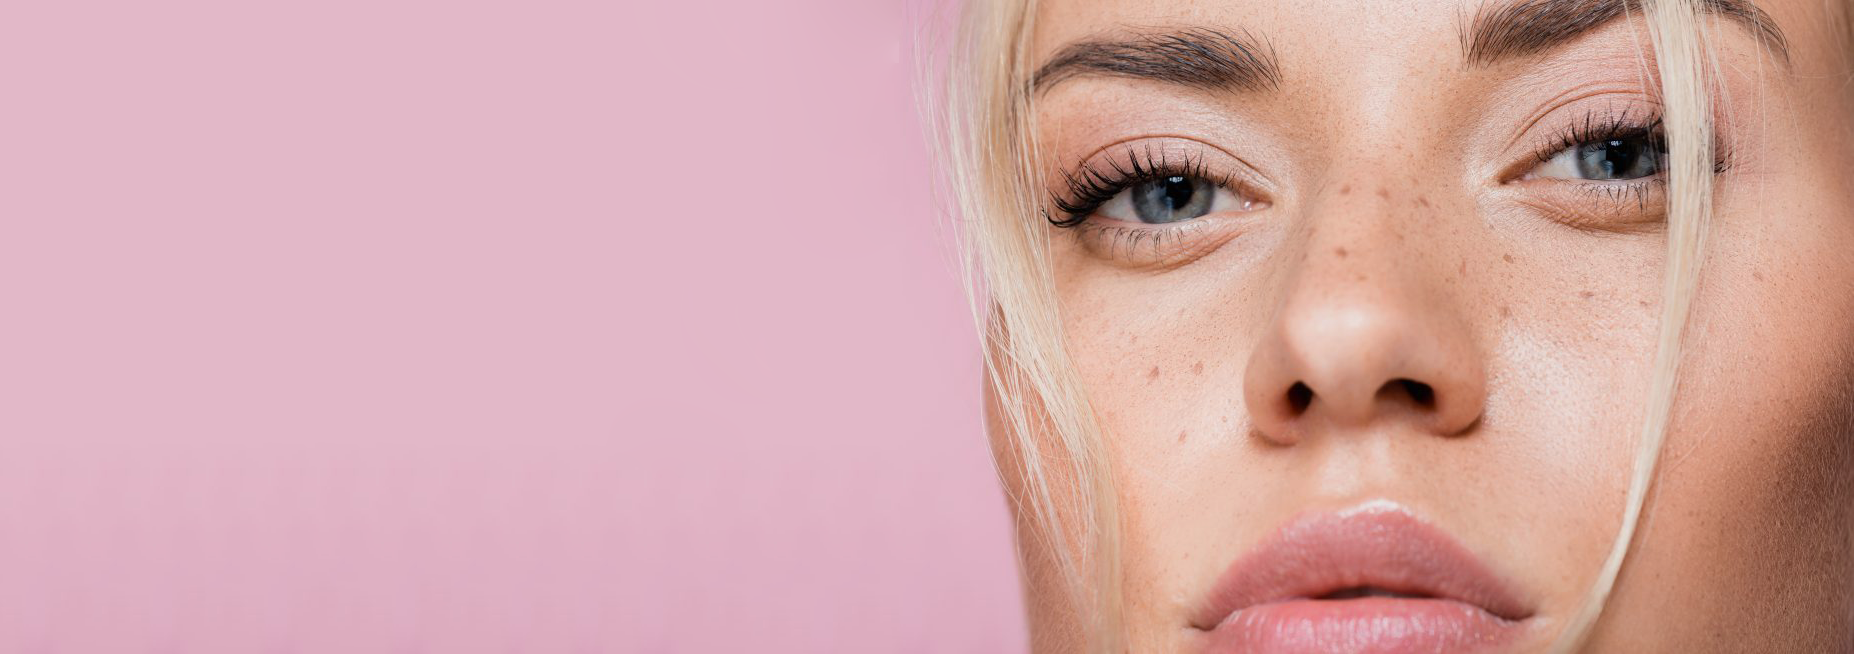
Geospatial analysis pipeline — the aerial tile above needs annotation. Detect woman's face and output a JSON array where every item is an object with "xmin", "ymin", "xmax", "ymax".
[{"xmin": 1004, "ymin": 0, "xmax": 1854, "ymax": 650}]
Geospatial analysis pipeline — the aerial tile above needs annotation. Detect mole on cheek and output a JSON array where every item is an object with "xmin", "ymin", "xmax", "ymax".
[{"xmin": 1503, "ymin": 253, "xmax": 1514, "ymax": 264}]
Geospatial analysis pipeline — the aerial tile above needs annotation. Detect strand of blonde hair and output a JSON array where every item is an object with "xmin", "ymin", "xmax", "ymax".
[{"xmin": 1551, "ymin": 0, "xmax": 1715, "ymax": 649}]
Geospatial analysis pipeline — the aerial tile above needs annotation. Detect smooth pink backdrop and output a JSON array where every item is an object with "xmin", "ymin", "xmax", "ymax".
[{"xmin": 0, "ymin": 0, "xmax": 1025, "ymax": 651}]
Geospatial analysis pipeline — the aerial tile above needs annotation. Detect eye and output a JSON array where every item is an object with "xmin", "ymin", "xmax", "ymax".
[
  {"xmin": 1097, "ymin": 174, "xmax": 1242, "ymax": 224},
  {"xmin": 1528, "ymin": 133, "xmax": 1666, "ymax": 181}
]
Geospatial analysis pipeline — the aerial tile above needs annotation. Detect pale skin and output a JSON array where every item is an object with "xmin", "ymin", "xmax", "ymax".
[{"xmin": 991, "ymin": 0, "xmax": 1854, "ymax": 650}]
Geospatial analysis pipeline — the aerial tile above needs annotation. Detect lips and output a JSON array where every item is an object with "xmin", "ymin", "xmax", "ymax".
[{"xmin": 1195, "ymin": 502, "xmax": 1534, "ymax": 653}]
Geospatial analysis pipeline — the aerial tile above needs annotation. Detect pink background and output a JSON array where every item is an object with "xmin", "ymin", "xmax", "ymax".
[{"xmin": 0, "ymin": 0, "xmax": 1026, "ymax": 652}]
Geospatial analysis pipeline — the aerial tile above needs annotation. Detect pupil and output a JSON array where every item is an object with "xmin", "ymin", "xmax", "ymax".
[
  {"xmin": 1162, "ymin": 176, "xmax": 1194, "ymax": 209},
  {"xmin": 1602, "ymin": 139, "xmax": 1637, "ymax": 176}
]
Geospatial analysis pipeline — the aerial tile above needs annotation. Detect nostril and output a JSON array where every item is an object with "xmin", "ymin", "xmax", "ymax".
[
  {"xmin": 1392, "ymin": 379, "xmax": 1435, "ymax": 408},
  {"xmin": 1286, "ymin": 382, "xmax": 1314, "ymax": 414}
]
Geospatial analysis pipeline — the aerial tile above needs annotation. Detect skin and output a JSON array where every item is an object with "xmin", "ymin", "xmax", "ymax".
[{"xmin": 989, "ymin": 0, "xmax": 1854, "ymax": 650}]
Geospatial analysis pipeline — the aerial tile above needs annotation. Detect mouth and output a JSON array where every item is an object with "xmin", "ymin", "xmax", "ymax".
[
  {"xmin": 1311, "ymin": 586, "xmax": 1443, "ymax": 600},
  {"xmin": 1193, "ymin": 501, "xmax": 1535, "ymax": 653}
]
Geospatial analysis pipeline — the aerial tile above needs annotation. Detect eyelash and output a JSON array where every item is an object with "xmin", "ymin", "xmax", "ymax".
[
  {"xmin": 1047, "ymin": 145, "xmax": 1235, "ymax": 228},
  {"xmin": 1531, "ymin": 109, "xmax": 1667, "ymax": 168}
]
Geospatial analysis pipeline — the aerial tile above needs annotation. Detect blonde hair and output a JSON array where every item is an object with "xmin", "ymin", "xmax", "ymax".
[
  {"xmin": 931, "ymin": 0, "xmax": 1124, "ymax": 647},
  {"xmin": 927, "ymin": 0, "xmax": 1759, "ymax": 650}
]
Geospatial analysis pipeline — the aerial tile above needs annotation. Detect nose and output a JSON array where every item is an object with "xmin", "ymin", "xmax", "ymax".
[{"xmin": 1242, "ymin": 201, "xmax": 1488, "ymax": 445}]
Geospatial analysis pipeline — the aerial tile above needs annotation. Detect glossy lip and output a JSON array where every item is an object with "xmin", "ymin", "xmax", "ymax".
[{"xmin": 1193, "ymin": 500, "xmax": 1534, "ymax": 652}]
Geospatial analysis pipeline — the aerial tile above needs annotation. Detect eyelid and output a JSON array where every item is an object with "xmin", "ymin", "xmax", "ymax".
[
  {"xmin": 1510, "ymin": 178, "xmax": 1671, "ymax": 234},
  {"xmin": 1065, "ymin": 214, "xmax": 1253, "ymax": 269},
  {"xmin": 1062, "ymin": 136, "xmax": 1277, "ymax": 190},
  {"xmin": 1497, "ymin": 84, "xmax": 1657, "ymax": 155}
]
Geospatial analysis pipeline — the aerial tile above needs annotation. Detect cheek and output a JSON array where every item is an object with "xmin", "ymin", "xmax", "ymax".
[
  {"xmin": 1054, "ymin": 267, "xmax": 1277, "ymax": 643},
  {"xmin": 1595, "ymin": 349, "xmax": 1854, "ymax": 647},
  {"xmin": 1054, "ymin": 257, "xmax": 1277, "ymax": 467},
  {"xmin": 1591, "ymin": 181, "xmax": 1854, "ymax": 644}
]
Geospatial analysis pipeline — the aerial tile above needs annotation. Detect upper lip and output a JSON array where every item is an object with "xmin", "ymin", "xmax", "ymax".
[{"xmin": 1192, "ymin": 500, "xmax": 1534, "ymax": 629}]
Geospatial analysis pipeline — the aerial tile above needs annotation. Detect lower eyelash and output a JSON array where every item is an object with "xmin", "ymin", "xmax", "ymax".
[
  {"xmin": 1573, "ymin": 177, "xmax": 1667, "ymax": 213},
  {"xmin": 1070, "ymin": 221, "xmax": 1183, "ymax": 258}
]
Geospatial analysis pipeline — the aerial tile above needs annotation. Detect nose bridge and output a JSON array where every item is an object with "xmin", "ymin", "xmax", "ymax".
[
  {"xmin": 1241, "ymin": 167, "xmax": 1486, "ymax": 442},
  {"xmin": 1291, "ymin": 171, "xmax": 1446, "ymax": 330}
]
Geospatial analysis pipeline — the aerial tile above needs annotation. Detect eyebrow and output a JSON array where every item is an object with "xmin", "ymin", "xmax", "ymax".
[
  {"xmin": 1464, "ymin": 0, "xmax": 1791, "ymax": 66},
  {"xmin": 1031, "ymin": 27, "xmax": 1281, "ymax": 95},
  {"xmin": 1033, "ymin": 1, "xmax": 1791, "ymax": 96}
]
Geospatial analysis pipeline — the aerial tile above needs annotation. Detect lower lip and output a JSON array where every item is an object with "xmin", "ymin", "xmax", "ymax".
[{"xmin": 1204, "ymin": 597, "xmax": 1520, "ymax": 654}]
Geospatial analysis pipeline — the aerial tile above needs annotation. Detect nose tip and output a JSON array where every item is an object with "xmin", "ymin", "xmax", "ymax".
[{"xmin": 1243, "ymin": 298, "xmax": 1486, "ymax": 445}]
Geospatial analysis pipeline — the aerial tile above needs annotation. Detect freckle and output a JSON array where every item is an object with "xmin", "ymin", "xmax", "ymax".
[
  {"xmin": 1334, "ymin": 246, "xmax": 1348, "ymax": 258},
  {"xmin": 1339, "ymin": 184, "xmax": 1351, "ymax": 195},
  {"xmin": 1178, "ymin": 430, "xmax": 1188, "ymax": 443},
  {"xmin": 1639, "ymin": 300, "xmax": 1651, "ymax": 307},
  {"xmin": 1753, "ymin": 269, "xmax": 1766, "ymax": 282},
  {"xmin": 1459, "ymin": 259, "xmax": 1468, "ymax": 275},
  {"xmin": 1579, "ymin": 290, "xmax": 1595, "ymax": 299},
  {"xmin": 1193, "ymin": 361, "xmax": 1204, "ymax": 375},
  {"xmin": 1355, "ymin": 273, "xmax": 1368, "ymax": 282},
  {"xmin": 1416, "ymin": 196, "xmax": 1430, "ymax": 208},
  {"xmin": 1376, "ymin": 187, "xmax": 1390, "ymax": 199},
  {"xmin": 1147, "ymin": 366, "xmax": 1161, "ymax": 381},
  {"xmin": 1500, "ymin": 305, "xmax": 1512, "ymax": 318},
  {"xmin": 1502, "ymin": 253, "xmax": 1514, "ymax": 263}
]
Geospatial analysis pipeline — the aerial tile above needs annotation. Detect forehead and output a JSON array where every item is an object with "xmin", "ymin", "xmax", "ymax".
[{"xmin": 1031, "ymin": 0, "xmax": 1471, "ymax": 64}]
